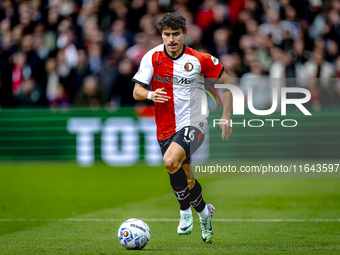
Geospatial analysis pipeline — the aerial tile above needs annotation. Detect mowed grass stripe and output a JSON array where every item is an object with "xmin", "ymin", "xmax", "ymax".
[
  {"xmin": 0, "ymin": 221, "xmax": 339, "ymax": 255},
  {"xmin": 1, "ymin": 163, "xmax": 339, "ymax": 254},
  {"xmin": 0, "ymin": 218, "xmax": 340, "ymax": 222}
]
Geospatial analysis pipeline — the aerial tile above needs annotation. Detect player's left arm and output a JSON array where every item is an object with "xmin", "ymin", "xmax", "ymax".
[
  {"xmin": 216, "ymin": 71, "xmax": 233, "ymax": 141},
  {"xmin": 201, "ymin": 54, "xmax": 232, "ymax": 140}
]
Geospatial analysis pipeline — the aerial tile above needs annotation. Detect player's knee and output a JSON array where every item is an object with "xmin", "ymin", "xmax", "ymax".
[
  {"xmin": 163, "ymin": 157, "xmax": 181, "ymax": 174},
  {"xmin": 187, "ymin": 178, "xmax": 195, "ymax": 190}
]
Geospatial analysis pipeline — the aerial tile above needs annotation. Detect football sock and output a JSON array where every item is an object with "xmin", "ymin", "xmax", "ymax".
[
  {"xmin": 180, "ymin": 207, "xmax": 192, "ymax": 216},
  {"xmin": 169, "ymin": 167, "xmax": 191, "ymax": 210},
  {"xmin": 198, "ymin": 205, "xmax": 209, "ymax": 220},
  {"xmin": 189, "ymin": 179, "xmax": 206, "ymax": 213}
]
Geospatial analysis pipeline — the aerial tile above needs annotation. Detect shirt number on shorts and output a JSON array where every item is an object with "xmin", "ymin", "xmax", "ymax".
[{"xmin": 184, "ymin": 127, "xmax": 195, "ymax": 141}]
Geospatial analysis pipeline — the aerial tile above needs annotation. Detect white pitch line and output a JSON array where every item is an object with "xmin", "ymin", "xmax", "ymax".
[{"xmin": 0, "ymin": 218, "xmax": 339, "ymax": 222}]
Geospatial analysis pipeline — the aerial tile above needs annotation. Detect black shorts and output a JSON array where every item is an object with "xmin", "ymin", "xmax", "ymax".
[{"xmin": 158, "ymin": 126, "xmax": 205, "ymax": 164}]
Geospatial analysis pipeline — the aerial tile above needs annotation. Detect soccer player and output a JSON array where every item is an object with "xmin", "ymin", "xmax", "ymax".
[{"xmin": 132, "ymin": 12, "xmax": 232, "ymax": 243}]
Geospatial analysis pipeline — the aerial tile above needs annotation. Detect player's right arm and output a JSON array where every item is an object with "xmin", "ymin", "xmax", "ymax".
[
  {"xmin": 132, "ymin": 47, "xmax": 170, "ymax": 103},
  {"xmin": 133, "ymin": 84, "xmax": 170, "ymax": 103}
]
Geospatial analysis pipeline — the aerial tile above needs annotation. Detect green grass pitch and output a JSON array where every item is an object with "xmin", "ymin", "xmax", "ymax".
[{"xmin": 0, "ymin": 162, "xmax": 339, "ymax": 254}]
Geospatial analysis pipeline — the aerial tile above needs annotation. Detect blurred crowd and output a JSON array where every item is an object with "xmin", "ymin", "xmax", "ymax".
[{"xmin": 0, "ymin": 0, "xmax": 340, "ymax": 108}]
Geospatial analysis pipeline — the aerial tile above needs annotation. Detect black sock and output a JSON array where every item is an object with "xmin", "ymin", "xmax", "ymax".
[
  {"xmin": 189, "ymin": 179, "xmax": 206, "ymax": 212},
  {"xmin": 169, "ymin": 167, "xmax": 190, "ymax": 210}
]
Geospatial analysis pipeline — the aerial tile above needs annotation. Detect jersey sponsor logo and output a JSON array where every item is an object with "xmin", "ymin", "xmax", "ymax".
[
  {"xmin": 152, "ymin": 74, "xmax": 172, "ymax": 83},
  {"xmin": 211, "ymin": 56, "xmax": 219, "ymax": 65},
  {"xmin": 153, "ymin": 75, "xmax": 197, "ymax": 85},
  {"xmin": 173, "ymin": 77, "xmax": 197, "ymax": 85},
  {"xmin": 184, "ymin": 61, "xmax": 194, "ymax": 72},
  {"xmin": 155, "ymin": 61, "xmax": 163, "ymax": 65}
]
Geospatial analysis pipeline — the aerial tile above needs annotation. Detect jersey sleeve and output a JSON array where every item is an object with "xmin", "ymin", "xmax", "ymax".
[
  {"xmin": 200, "ymin": 54, "xmax": 224, "ymax": 82},
  {"xmin": 132, "ymin": 51, "xmax": 154, "ymax": 87}
]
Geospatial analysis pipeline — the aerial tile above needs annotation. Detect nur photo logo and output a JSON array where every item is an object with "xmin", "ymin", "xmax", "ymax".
[{"xmin": 200, "ymin": 83, "xmax": 312, "ymax": 128}]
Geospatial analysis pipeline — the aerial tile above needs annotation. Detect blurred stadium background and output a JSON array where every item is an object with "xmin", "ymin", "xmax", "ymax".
[
  {"xmin": 1, "ymin": 0, "xmax": 340, "ymax": 163},
  {"xmin": 1, "ymin": 0, "xmax": 340, "ymax": 108},
  {"xmin": 0, "ymin": 0, "xmax": 340, "ymax": 253}
]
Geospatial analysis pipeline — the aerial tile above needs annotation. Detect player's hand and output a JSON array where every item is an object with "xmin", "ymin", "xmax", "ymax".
[
  {"xmin": 220, "ymin": 117, "xmax": 232, "ymax": 141},
  {"xmin": 151, "ymin": 88, "xmax": 171, "ymax": 103}
]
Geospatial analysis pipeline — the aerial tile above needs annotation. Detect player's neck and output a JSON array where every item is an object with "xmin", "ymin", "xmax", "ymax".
[
  {"xmin": 168, "ymin": 47, "xmax": 183, "ymax": 58},
  {"xmin": 164, "ymin": 44, "xmax": 186, "ymax": 59}
]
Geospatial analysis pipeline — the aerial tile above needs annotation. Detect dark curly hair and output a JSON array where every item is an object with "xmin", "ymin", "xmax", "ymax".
[{"xmin": 157, "ymin": 12, "xmax": 187, "ymax": 33}]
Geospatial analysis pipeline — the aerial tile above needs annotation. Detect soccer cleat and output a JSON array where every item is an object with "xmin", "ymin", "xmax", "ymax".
[
  {"xmin": 177, "ymin": 214, "xmax": 193, "ymax": 235},
  {"xmin": 200, "ymin": 204, "xmax": 215, "ymax": 243}
]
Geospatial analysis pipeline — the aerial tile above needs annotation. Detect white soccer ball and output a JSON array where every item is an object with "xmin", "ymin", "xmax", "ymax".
[{"xmin": 118, "ymin": 218, "xmax": 150, "ymax": 250}]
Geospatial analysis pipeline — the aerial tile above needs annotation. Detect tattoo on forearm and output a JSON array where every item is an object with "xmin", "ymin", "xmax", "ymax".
[{"xmin": 222, "ymin": 88, "xmax": 230, "ymax": 93}]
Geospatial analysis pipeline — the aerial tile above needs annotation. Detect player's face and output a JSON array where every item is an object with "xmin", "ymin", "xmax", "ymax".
[{"xmin": 162, "ymin": 27, "xmax": 186, "ymax": 58}]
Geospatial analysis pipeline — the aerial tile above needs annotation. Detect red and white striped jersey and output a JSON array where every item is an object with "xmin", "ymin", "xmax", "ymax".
[{"xmin": 133, "ymin": 44, "xmax": 224, "ymax": 140}]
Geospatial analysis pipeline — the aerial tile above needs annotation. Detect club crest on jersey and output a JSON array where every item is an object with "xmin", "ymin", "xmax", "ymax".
[{"xmin": 184, "ymin": 61, "xmax": 193, "ymax": 72}]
